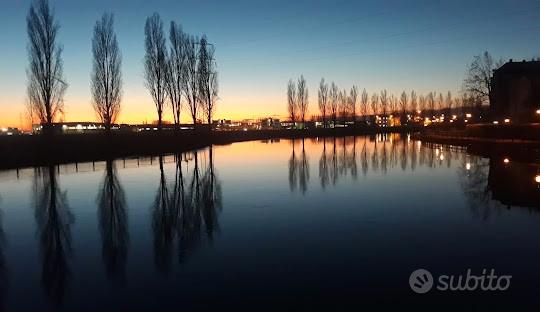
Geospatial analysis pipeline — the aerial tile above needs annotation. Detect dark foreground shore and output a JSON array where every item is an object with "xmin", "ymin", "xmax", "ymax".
[{"xmin": 0, "ymin": 126, "xmax": 421, "ymax": 170}]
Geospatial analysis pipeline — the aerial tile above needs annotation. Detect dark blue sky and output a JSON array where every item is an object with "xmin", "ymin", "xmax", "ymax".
[{"xmin": 1, "ymin": 0, "xmax": 540, "ymax": 126}]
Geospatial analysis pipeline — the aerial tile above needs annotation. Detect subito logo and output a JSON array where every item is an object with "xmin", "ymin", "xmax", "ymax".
[{"xmin": 409, "ymin": 269, "xmax": 433, "ymax": 294}]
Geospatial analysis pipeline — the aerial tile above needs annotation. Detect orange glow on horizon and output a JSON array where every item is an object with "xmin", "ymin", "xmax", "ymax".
[{"xmin": 0, "ymin": 96, "xmax": 291, "ymax": 130}]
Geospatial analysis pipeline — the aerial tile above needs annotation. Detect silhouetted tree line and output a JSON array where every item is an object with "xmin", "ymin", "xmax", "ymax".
[
  {"xmin": 144, "ymin": 13, "xmax": 218, "ymax": 131},
  {"xmin": 285, "ymin": 50, "xmax": 509, "ymax": 127},
  {"xmin": 25, "ymin": 0, "xmax": 218, "ymax": 133},
  {"xmin": 287, "ymin": 75, "xmax": 309, "ymax": 128}
]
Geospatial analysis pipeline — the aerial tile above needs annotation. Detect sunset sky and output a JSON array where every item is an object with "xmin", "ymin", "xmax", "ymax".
[{"xmin": 1, "ymin": 0, "xmax": 540, "ymax": 128}]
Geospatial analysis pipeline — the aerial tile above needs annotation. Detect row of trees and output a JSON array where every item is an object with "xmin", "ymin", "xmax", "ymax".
[
  {"xmin": 317, "ymin": 83, "xmax": 480, "ymax": 125},
  {"xmin": 287, "ymin": 51, "xmax": 504, "ymax": 126},
  {"xmin": 317, "ymin": 80, "xmax": 360, "ymax": 127},
  {"xmin": 287, "ymin": 75, "xmax": 309, "ymax": 127},
  {"xmin": 144, "ymin": 13, "xmax": 218, "ymax": 131},
  {"xmin": 26, "ymin": 0, "xmax": 218, "ymax": 133}
]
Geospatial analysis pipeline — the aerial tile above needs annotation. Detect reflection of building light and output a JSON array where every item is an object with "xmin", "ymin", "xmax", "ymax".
[
  {"xmin": 536, "ymin": 109, "xmax": 540, "ymax": 114},
  {"xmin": 535, "ymin": 175, "xmax": 540, "ymax": 183},
  {"xmin": 493, "ymin": 121, "xmax": 499, "ymax": 124},
  {"xmin": 503, "ymin": 158, "xmax": 510, "ymax": 164},
  {"xmin": 243, "ymin": 128, "xmax": 248, "ymax": 131},
  {"xmin": 466, "ymin": 113, "xmax": 472, "ymax": 118},
  {"xmin": 452, "ymin": 115, "xmax": 457, "ymax": 119},
  {"xmin": 436, "ymin": 149, "xmax": 440, "ymax": 156},
  {"xmin": 440, "ymin": 154, "xmax": 444, "ymax": 160},
  {"xmin": 504, "ymin": 119, "xmax": 510, "ymax": 123},
  {"xmin": 466, "ymin": 163, "xmax": 471, "ymax": 170},
  {"xmin": 464, "ymin": 119, "xmax": 468, "ymax": 123}
]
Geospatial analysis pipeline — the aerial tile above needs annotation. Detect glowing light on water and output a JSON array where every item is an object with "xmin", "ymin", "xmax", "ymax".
[
  {"xmin": 503, "ymin": 158, "xmax": 510, "ymax": 164},
  {"xmin": 535, "ymin": 175, "xmax": 540, "ymax": 183},
  {"xmin": 466, "ymin": 163, "xmax": 471, "ymax": 170}
]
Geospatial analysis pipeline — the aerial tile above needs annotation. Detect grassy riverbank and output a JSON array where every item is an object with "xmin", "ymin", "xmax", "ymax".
[{"xmin": 0, "ymin": 126, "xmax": 421, "ymax": 169}]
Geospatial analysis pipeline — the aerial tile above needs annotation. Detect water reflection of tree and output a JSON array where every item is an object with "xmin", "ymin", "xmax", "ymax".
[
  {"xmin": 298, "ymin": 139, "xmax": 310, "ymax": 194},
  {"xmin": 97, "ymin": 160, "xmax": 128, "ymax": 281},
  {"xmin": 151, "ymin": 148, "xmax": 223, "ymax": 270},
  {"xmin": 331, "ymin": 137, "xmax": 339, "ymax": 185},
  {"xmin": 380, "ymin": 141, "xmax": 388, "ymax": 174},
  {"xmin": 458, "ymin": 157, "xmax": 503, "ymax": 220},
  {"xmin": 288, "ymin": 140, "xmax": 298, "ymax": 192},
  {"xmin": 319, "ymin": 138, "xmax": 330, "ymax": 189},
  {"xmin": 152, "ymin": 156, "xmax": 175, "ymax": 273},
  {"xmin": 361, "ymin": 138, "xmax": 369, "ymax": 176},
  {"xmin": 311, "ymin": 135, "xmax": 469, "ymax": 188},
  {"xmin": 288, "ymin": 139, "xmax": 310, "ymax": 194},
  {"xmin": 400, "ymin": 138, "xmax": 407, "ymax": 171},
  {"xmin": 33, "ymin": 166, "xmax": 74, "ymax": 307},
  {"xmin": 178, "ymin": 147, "xmax": 222, "ymax": 262}
]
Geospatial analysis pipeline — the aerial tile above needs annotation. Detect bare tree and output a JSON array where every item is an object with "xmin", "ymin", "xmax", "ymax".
[
  {"xmin": 329, "ymin": 82, "xmax": 339, "ymax": 127},
  {"xmin": 184, "ymin": 35, "xmax": 199, "ymax": 126},
  {"xmin": 389, "ymin": 94, "xmax": 397, "ymax": 115},
  {"xmin": 418, "ymin": 94, "xmax": 425, "ymax": 117},
  {"xmin": 445, "ymin": 91, "xmax": 453, "ymax": 116},
  {"xmin": 91, "ymin": 13, "xmax": 122, "ymax": 132},
  {"xmin": 380, "ymin": 89, "xmax": 388, "ymax": 116},
  {"xmin": 399, "ymin": 91, "xmax": 408, "ymax": 121},
  {"xmin": 165, "ymin": 21, "xmax": 186, "ymax": 130},
  {"xmin": 410, "ymin": 90, "xmax": 418, "ymax": 115},
  {"xmin": 198, "ymin": 36, "xmax": 218, "ymax": 130},
  {"xmin": 26, "ymin": 0, "xmax": 67, "ymax": 132},
  {"xmin": 464, "ymin": 51, "xmax": 503, "ymax": 105},
  {"xmin": 437, "ymin": 93, "xmax": 444, "ymax": 115},
  {"xmin": 427, "ymin": 92, "xmax": 435, "ymax": 117},
  {"xmin": 144, "ymin": 13, "xmax": 168, "ymax": 130},
  {"xmin": 339, "ymin": 89, "xmax": 348, "ymax": 125},
  {"xmin": 318, "ymin": 78, "xmax": 328, "ymax": 128},
  {"xmin": 287, "ymin": 79, "xmax": 297, "ymax": 126},
  {"xmin": 370, "ymin": 93, "xmax": 379, "ymax": 116},
  {"xmin": 360, "ymin": 89, "xmax": 368, "ymax": 121},
  {"xmin": 297, "ymin": 75, "xmax": 308, "ymax": 127},
  {"xmin": 349, "ymin": 86, "xmax": 358, "ymax": 125}
]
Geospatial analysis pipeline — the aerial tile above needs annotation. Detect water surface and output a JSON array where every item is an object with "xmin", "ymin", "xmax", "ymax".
[{"xmin": 0, "ymin": 134, "xmax": 539, "ymax": 310}]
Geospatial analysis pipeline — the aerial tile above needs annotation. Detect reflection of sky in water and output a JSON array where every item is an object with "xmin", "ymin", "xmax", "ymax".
[{"xmin": 0, "ymin": 135, "xmax": 539, "ymax": 309}]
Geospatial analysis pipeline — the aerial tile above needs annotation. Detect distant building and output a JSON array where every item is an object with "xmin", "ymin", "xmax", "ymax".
[
  {"xmin": 491, "ymin": 60, "xmax": 540, "ymax": 123},
  {"xmin": 32, "ymin": 122, "xmax": 194, "ymax": 134},
  {"xmin": 373, "ymin": 115, "xmax": 400, "ymax": 127},
  {"xmin": 0, "ymin": 127, "xmax": 20, "ymax": 136},
  {"xmin": 258, "ymin": 117, "xmax": 281, "ymax": 130}
]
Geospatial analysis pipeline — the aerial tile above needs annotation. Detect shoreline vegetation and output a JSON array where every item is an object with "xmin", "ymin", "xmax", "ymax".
[{"xmin": 0, "ymin": 127, "xmax": 421, "ymax": 170}]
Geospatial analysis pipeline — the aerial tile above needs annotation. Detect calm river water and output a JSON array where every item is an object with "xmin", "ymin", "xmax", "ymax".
[{"xmin": 0, "ymin": 134, "xmax": 539, "ymax": 310}]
